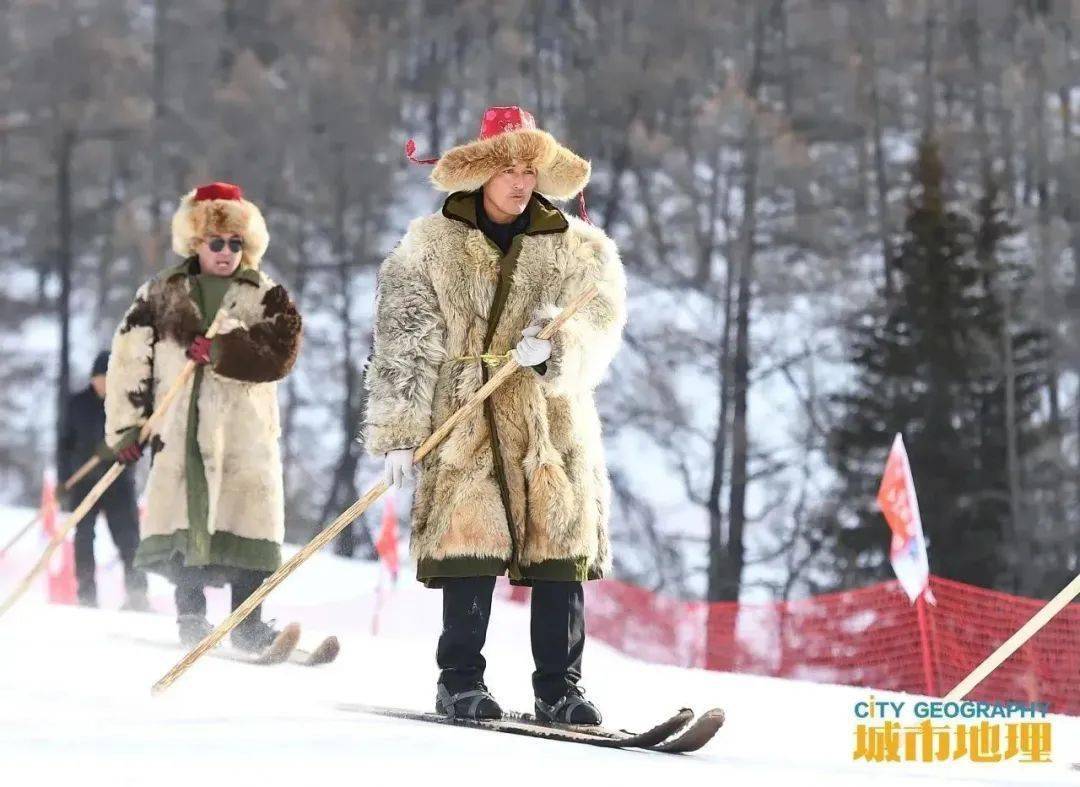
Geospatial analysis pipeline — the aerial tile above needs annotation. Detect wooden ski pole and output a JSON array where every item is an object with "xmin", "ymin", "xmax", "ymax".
[
  {"xmin": 944, "ymin": 571, "xmax": 1080, "ymax": 701},
  {"xmin": 63, "ymin": 455, "xmax": 103, "ymax": 491},
  {"xmin": 0, "ymin": 457, "xmax": 102, "ymax": 558},
  {"xmin": 151, "ymin": 285, "xmax": 600, "ymax": 695},
  {"xmin": 0, "ymin": 513, "xmax": 43, "ymax": 558},
  {"xmin": 0, "ymin": 308, "xmax": 230, "ymax": 619}
]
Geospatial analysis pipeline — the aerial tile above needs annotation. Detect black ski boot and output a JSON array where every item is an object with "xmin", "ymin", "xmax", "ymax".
[
  {"xmin": 177, "ymin": 614, "xmax": 213, "ymax": 648},
  {"xmin": 436, "ymin": 682, "xmax": 503, "ymax": 720},
  {"xmin": 231, "ymin": 618, "xmax": 285, "ymax": 654},
  {"xmin": 77, "ymin": 585, "xmax": 98, "ymax": 608},
  {"xmin": 121, "ymin": 590, "xmax": 151, "ymax": 613},
  {"xmin": 535, "ymin": 685, "xmax": 602, "ymax": 726}
]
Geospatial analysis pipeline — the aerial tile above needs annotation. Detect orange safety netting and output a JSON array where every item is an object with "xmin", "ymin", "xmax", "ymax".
[{"xmin": 505, "ymin": 575, "xmax": 1080, "ymax": 715}]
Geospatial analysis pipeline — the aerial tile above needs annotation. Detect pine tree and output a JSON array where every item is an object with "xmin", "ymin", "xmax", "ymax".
[{"xmin": 825, "ymin": 138, "xmax": 1046, "ymax": 591}]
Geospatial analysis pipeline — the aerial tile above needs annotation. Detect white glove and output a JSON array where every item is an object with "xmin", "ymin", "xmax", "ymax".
[
  {"xmin": 514, "ymin": 324, "xmax": 552, "ymax": 367},
  {"xmin": 384, "ymin": 448, "xmax": 415, "ymax": 489}
]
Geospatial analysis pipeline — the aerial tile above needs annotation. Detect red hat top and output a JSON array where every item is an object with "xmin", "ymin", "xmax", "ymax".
[
  {"xmin": 193, "ymin": 182, "xmax": 244, "ymax": 202},
  {"xmin": 478, "ymin": 106, "xmax": 536, "ymax": 140},
  {"xmin": 405, "ymin": 106, "xmax": 538, "ymax": 165}
]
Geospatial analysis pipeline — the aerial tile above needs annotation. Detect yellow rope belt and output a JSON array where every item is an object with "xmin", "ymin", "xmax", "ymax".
[{"xmin": 454, "ymin": 350, "xmax": 513, "ymax": 368}]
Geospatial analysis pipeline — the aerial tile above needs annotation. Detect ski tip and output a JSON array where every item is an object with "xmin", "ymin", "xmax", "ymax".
[
  {"xmin": 309, "ymin": 635, "xmax": 340, "ymax": 665},
  {"xmin": 279, "ymin": 622, "xmax": 302, "ymax": 645},
  {"xmin": 281, "ymin": 622, "xmax": 302, "ymax": 644},
  {"xmin": 649, "ymin": 707, "xmax": 726, "ymax": 754},
  {"xmin": 260, "ymin": 622, "xmax": 301, "ymax": 664}
]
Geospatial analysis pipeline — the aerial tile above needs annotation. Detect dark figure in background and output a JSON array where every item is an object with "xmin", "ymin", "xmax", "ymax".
[{"xmin": 58, "ymin": 350, "xmax": 149, "ymax": 610}]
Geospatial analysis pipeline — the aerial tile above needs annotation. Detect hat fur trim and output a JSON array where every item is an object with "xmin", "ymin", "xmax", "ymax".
[
  {"xmin": 430, "ymin": 129, "xmax": 590, "ymax": 200},
  {"xmin": 170, "ymin": 190, "xmax": 269, "ymax": 269}
]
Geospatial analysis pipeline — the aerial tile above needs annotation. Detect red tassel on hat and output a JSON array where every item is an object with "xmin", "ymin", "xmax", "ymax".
[
  {"xmin": 404, "ymin": 139, "xmax": 439, "ymax": 166},
  {"xmin": 194, "ymin": 182, "xmax": 244, "ymax": 202},
  {"xmin": 577, "ymin": 190, "xmax": 592, "ymax": 225}
]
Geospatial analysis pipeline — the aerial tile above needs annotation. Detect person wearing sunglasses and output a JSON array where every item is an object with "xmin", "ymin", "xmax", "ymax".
[{"xmin": 102, "ymin": 182, "xmax": 304, "ymax": 654}]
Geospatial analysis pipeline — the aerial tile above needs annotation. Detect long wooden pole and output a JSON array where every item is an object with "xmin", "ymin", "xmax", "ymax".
[
  {"xmin": 151, "ymin": 286, "xmax": 600, "ymax": 695},
  {"xmin": 62, "ymin": 455, "xmax": 102, "ymax": 491},
  {"xmin": 0, "ymin": 512, "xmax": 42, "ymax": 558},
  {"xmin": 944, "ymin": 571, "xmax": 1080, "ymax": 700},
  {"xmin": 0, "ymin": 309, "xmax": 229, "ymax": 618},
  {"xmin": 0, "ymin": 457, "xmax": 102, "ymax": 558}
]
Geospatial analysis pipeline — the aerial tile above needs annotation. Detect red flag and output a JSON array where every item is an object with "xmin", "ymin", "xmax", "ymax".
[
  {"xmin": 375, "ymin": 495, "xmax": 399, "ymax": 580},
  {"xmin": 877, "ymin": 434, "xmax": 933, "ymax": 604},
  {"xmin": 41, "ymin": 471, "xmax": 77, "ymax": 605}
]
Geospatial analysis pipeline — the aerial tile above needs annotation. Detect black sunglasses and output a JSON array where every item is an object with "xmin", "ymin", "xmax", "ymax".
[{"xmin": 208, "ymin": 237, "xmax": 244, "ymax": 253}]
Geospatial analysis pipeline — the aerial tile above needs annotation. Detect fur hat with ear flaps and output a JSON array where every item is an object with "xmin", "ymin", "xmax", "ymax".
[
  {"xmin": 170, "ymin": 182, "xmax": 270, "ymax": 269},
  {"xmin": 409, "ymin": 106, "xmax": 591, "ymax": 201}
]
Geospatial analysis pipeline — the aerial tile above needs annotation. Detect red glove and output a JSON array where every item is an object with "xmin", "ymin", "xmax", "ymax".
[
  {"xmin": 116, "ymin": 441, "xmax": 144, "ymax": 465},
  {"xmin": 107, "ymin": 427, "xmax": 144, "ymax": 465},
  {"xmin": 187, "ymin": 335, "xmax": 212, "ymax": 365}
]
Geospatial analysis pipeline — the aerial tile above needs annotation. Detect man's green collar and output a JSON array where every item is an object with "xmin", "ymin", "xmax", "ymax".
[
  {"xmin": 162, "ymin": 258, "xmax": 261, "ymax": 286},
  {"xmin": 442, "ymin": 191, "xmax": 569, "ymax": 236}
]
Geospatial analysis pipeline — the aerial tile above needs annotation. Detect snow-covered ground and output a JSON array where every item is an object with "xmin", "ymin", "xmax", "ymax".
[{"xmin": 0, "ymin": 506, "xmax": 1077, "ymax": 786}]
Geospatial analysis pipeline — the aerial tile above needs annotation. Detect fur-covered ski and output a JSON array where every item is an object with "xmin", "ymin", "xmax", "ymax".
[
  {"xmin": 217, "ymin": 622, "xmax": 300, "ymax": 665},
  {"xmin": 291, "ymin": 635, "xmax": 340, "ymax": 666},
  {"xmin": 334, "ymin": 704, "xmax": 722, "ymax": 753},
  {"xmin": 110, "ymin": 623, "xmax": 329, "ymax": 667}
]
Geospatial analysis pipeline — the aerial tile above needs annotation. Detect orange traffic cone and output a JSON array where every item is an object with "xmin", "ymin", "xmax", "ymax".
[{"xmin": 41, "ymin": 471, "xmax": 77, "ymax": 605}]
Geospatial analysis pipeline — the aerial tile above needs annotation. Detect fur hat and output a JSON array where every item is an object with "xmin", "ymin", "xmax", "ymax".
[
  {"xmin": 409, "ymin": 107, "xmax": 591, "ymax": 201},
  {"xmin": 170, "ymin": 182, "xmax": 269, "ymax": 269}
]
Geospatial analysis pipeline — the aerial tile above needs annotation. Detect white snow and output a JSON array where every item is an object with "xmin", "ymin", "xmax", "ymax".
[{"xmin": 0, "ymin": 505, "xmax": 1076, "ymax": 786}]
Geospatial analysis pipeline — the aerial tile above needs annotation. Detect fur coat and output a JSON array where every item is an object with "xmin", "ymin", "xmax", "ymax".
[
  {"xmin": 105, "ymin": 258, "xmax": 302, "ymax": 576},
  {"xmin": 363, "ymin": 193, "xmax": 626, "ymax": 585}
]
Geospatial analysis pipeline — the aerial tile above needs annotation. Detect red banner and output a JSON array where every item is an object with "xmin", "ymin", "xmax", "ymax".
[
  {"xmin": 375, "ymin": 494, "xmax": 399, "ymax": 580},
  {"xmin": 877, "ymin": 434, "xmax": 932, "ymax": 603}
]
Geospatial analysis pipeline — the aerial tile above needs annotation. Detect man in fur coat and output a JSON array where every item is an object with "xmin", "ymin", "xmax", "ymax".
[
  {"xmin": 104, "ymin": 182, "xmax": 302, "ymax": 651},
  {"xmin": 364, "ymin": 107, "xmax": 627, "ymax": 724}
]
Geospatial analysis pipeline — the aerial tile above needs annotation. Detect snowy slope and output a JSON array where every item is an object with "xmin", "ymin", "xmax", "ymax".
[{"xmin": 0, "ymin": 507, "xmax": 1077, "ymax": 786}]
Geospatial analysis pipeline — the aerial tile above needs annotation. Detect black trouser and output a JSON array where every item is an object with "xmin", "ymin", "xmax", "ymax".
[
  {"xmin": 70, "ymin": 481, "xmax": 146, "ymax": 603},
  {"xmin": 436, "ymin": 576, "xmax": 585, "ymax": 703},
  {"xmin": 174, "ymin": 568, "xmax": 270, "ymax": 626}
]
